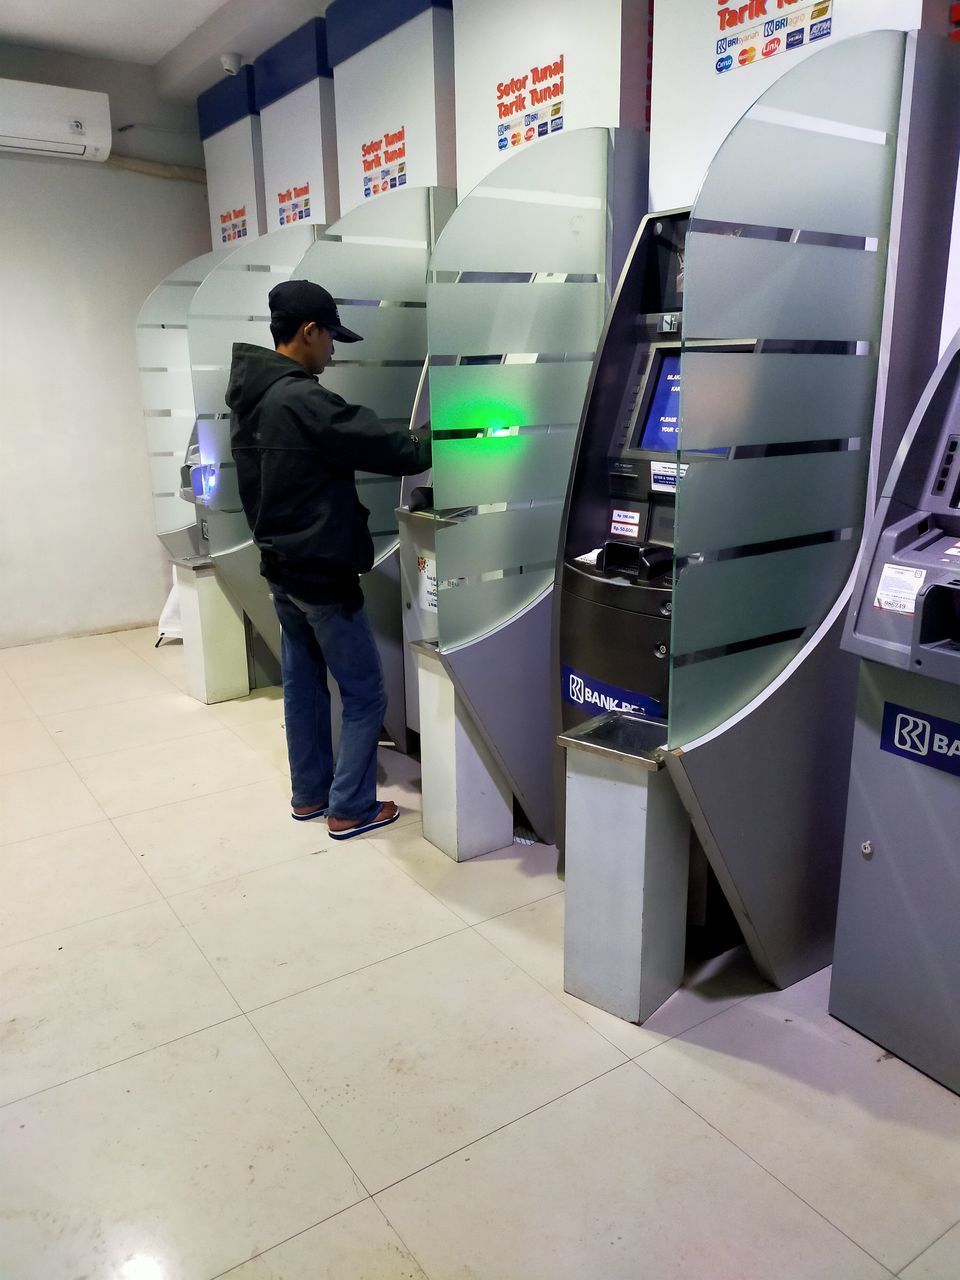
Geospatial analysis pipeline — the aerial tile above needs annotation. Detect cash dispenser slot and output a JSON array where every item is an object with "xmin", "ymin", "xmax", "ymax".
[{"xmin": 599, "ymin": 539, "xmax": 673, "ymax": 582}]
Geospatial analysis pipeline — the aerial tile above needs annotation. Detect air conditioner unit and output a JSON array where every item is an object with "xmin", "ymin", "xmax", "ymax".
[{"xmin": 0, "ymin": 77, "xmax": 111, "ymax": 161}]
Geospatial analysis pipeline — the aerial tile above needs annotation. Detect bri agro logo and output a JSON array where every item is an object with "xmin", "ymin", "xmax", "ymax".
[{"xmin": 881, "ymin": 703, "xmax": 960, "ymax": 778}]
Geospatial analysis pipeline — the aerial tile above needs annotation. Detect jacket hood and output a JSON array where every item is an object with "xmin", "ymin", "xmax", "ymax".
[{"xmin": 225, "ymin": 343, "xmax": 314, "ymax": 415}]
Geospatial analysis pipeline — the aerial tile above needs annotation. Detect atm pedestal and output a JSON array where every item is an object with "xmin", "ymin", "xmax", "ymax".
[
  {"xmin": 413, "ymin": 642, "xmax": 513, "ymax": 862},
  {"xmin": 560, "ymin": 713, "xmax": 690, "ymax": 1023},
  {"xmin": 830, "ymin": 331, "xmax": 960, "ymax": 1097},
  {"xmin": 831, "ymin": 662, "xmax": 960, "ymax": 1094},
  {"xmin": 174, "ymin": 558, "xmax": 249, "ymax": 705}
]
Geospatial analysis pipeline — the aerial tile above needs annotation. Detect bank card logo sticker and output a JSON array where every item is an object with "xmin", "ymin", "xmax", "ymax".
[
  {"xmin": 874, "ymin": 563, "xmax": 926, "ymax": 616},
  {"xmin": 550, "ymin": 115, "xmax": 564, "ymax": 131},
  {"xmin": 562, "ymin": 666, "xmax": 663, "ymax": 718},
  {"xmin": 881, "ymin": 703, "xmax": 960, "ymax": 778},
  {"xmin": 716, "ymin": 0, "xmax": 831, "ymax": 74},
  {"xmin": 538, "ymin": 121, "xmax": 549, "ymax": 136}
]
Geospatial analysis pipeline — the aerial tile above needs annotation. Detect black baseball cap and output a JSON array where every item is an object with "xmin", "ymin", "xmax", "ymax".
[{"xmin": 268, "ymin": 279, "xmax": 363, "ymax": 343}]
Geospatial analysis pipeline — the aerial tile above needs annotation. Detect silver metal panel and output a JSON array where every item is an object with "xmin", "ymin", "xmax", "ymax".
[
  {"xmin": 665, "ymin": 615, "xmax": 856, "ymax": 988},
  {"xmin": 440, "ymin": 593, "xmax": 556, "ymax": 845},
  {"xmin": 830, "ymin": 662, "xmax": 960, "ymax": 1094},
  {"xmin": 564, "ymin": 747, "xmax": 689, "ymax": 1023}
]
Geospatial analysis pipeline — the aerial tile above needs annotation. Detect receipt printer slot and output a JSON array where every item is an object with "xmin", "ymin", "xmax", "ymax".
[{"xmin": 911, "ymin": 581, "xmax": 960, "ymax": 676}]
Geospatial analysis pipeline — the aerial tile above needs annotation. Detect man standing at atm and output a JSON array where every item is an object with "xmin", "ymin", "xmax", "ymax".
[{"xmin": 226, "ymin": 280, "xmax": 431, "ymax": 839}]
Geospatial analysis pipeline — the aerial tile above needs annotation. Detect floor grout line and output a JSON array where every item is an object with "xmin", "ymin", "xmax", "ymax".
[
  {"xmin": 363, "ymin": 830, "xmax": 564, "ymax": 930},
  {"xmin": 243, "ymin": 1015, "xmax": 375, "ymax": 1196},
  {"xmin": 370, "ymin": 1060, "xmax": 634, "ymax": 1199},
  {"xmin": 896, "ymin": 1215, "xmax": 960, "ymax": 1276},
  {"xmin": 630, "ymin": 1059, "xmax": 898, "ymax": 1276},
  {"xmin": 0, "ymin": 882, "xmax": 166, "ymax": 953},
  {"xmin": 369, "ymin": 1196, "xmax": 438, "ymax": 1280},
  {"xmin": 203, "ymin": 1197, "xmax": 377, "ymax": 1280},
  {"xmin": 0, "ymin": 1013, "xmax": 247, "ymax": 1112},
  {"xmin": 237, "ymin": 923, "xmax": 472, "ymax": 1018}
]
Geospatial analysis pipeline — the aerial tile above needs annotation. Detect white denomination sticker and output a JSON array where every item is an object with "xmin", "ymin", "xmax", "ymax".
[
  {"xmin": 612, "ymin": 508, "xmax": 640, "ymax": 525},
  {"xmin": 611, "ymin": 521, "xmax": 640, "ymax": 538},
  {"xmin": 874, "ymin": 564, "xmax": 926, "ymax": 615}
]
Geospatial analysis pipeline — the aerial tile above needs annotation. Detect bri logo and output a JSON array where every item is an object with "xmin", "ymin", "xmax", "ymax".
[
  {"xmin": 894, "ymin": 714, "xmax": 930, "ymax": 755},
  {"xmin": 881, "ymin": 702, "xmax": 960, "ymax": 778},
  {"xmin": 562, "ymin": 666, "xmax": 663, "ymax": 719}
]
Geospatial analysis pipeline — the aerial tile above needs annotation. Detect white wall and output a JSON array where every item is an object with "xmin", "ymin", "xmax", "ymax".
[
  {"xmin": 0, "ymin": 153, "xmax": 210, "ymax": 648},
  {"xmin": 0, "ymin": 41, "xmax": 203, "ymax": 168}
]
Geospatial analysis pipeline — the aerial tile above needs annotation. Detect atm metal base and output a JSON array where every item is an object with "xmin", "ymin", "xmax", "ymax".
[{"xmin": 830, "ymin": 662, "xmax": 960, "ymax": 1096}]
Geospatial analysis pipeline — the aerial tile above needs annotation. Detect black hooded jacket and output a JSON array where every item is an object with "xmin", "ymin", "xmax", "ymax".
[{"xmin": 226, "ymin": 343, "xmax": 430, "ymax": 608}]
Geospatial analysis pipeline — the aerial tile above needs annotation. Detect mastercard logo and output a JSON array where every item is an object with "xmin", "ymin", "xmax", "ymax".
[
  {"xmin": 763, "ymin": 38, "xmax": 780, "ymax": 56},
  {"xmin": 738, "ymin": 46, "xmax": 756, "ymax": 65},
  {"xmin": 510, "ymin": 131, "xmax": 522, "ymax": 146}
]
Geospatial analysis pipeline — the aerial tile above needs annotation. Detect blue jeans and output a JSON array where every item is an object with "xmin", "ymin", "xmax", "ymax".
[{"xmin": 272, "ymin": 589, "xmax": 387, "ymax": 821}]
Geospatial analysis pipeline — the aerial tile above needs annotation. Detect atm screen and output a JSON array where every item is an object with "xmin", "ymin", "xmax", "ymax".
[{"xmin": 634, "ymin": 352, "xmax": 681, "ymax": 454}]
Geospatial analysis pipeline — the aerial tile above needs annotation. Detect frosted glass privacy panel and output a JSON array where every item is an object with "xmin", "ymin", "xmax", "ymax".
[
  {"xmin": 188, "ymin": 190, "xmax": 441, "ymax": 562},
  {"xmin": 136, "ymin": 251, "xmax": 213, "ymax": 550},
  {"xmin": 188, "ymin": 227, "xmax": 316, "ymax": 418},
  {"xmin": 427, "ymin": 129, "xmax": 613, "ymax": 652},
  {"xmin": 669, "ymin": 32, "xmax": 906, "ymax": 750},
  {"xmin": 297, "ymin": 188, "xmax": 440, "ymax": 551}
]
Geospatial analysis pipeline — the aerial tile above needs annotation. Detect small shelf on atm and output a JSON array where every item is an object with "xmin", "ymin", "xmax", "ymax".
[{"xmin": 558, "ymin": 711, "xmax": 668, "ymax": 769}]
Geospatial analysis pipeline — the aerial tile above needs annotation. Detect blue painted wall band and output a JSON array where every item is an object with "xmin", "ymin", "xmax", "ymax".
[
  {"xmin": 254, "ymin": 18, "xmax": 333, "ymax": 111},
  {"xmin": 197, "ymin": 65, "xmax": 258, "ymax": 142},
  {"xmin": 326, "ymin": 0, "xmax": 452, "ymax": 68}
]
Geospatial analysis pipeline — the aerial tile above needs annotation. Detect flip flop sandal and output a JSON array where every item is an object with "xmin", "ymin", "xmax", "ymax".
[
  {"xmin": 327, "ymin": 805, "xmax": 400, "ymax": 841},
  {"xmin": 291, "ymin": 803, "xmax": 329, "ymax": 822}
]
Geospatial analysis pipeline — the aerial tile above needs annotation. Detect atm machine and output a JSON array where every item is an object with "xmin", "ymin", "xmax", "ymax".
[
  {"xmin": 398, "ymin": 126, "xmax": 646, "ymax": 855},
  {"xmin": 186, "ymin": 186, "xmax": 454, "ymax": 743},
  {"xmin": 556, "ymin": 208, "xmax": 689, "ymax": 735},
  {"xmin": 829, "ymin": 332, "xmax": 960, "ymax": 1095},
  {"xmin": 555, "ymin": 29, "xmax": 960, "ymax": 1015}
]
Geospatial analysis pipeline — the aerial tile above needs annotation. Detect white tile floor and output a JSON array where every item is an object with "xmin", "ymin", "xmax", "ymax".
[{"xmin": 1, "ymin": 628, "xmax": 959, "ymax": 1280}]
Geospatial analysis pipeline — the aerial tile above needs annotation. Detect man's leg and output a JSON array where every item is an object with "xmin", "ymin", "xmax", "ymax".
[
  {"xmin": 303, "ymin": 603, "xmax": 388, "ymax": 823},
  {"xmin": 272, "ymin": 590, "xmax": 334, "ymax": 813}
]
